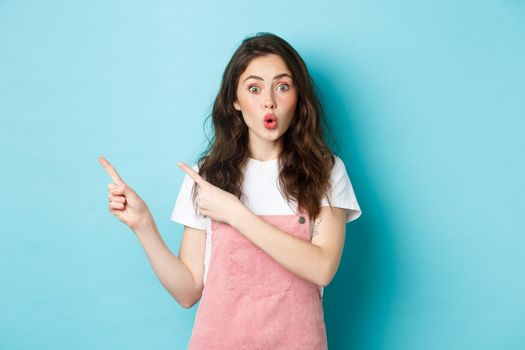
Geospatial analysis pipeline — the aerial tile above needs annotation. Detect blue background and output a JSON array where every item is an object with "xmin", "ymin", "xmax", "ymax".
[{"xmin": 1, "ymin": 1, "xmax": 523, "ymax": 349}]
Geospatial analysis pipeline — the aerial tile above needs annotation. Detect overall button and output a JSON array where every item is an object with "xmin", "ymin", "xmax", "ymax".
[{"xmin": 298, "ymin": 216, "xmax": 305, "ymax": 224}]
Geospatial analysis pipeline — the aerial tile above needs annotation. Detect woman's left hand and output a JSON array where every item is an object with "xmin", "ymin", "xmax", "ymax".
[{"xmin": 178, "ymin": 161, "xmax": 244, "ymax": 225}]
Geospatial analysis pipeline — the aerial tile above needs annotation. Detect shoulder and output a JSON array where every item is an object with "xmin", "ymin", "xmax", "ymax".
[
  {"xmin": 331, "ymin": 155, "xmax": 347, "ymax": 177},
  {"xmin": 325, "ymin": 155, "xmax": 351, "ymax": 191},
  {"xmin": 320, "ymin": 154, "xmax": 362, "ymax": 221}
]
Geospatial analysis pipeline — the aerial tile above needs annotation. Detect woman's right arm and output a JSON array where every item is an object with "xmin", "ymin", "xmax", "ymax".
[
  {"xmin": 133, "ymin": 218, "xmax": 206, "ymax": 309},
  {"xmin": 99, "ymin": 156, "xmax": 205, "ymax": 308}
]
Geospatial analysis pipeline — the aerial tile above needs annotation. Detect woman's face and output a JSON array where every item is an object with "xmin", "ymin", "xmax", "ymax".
[{"xmin": 234, "ymin": 54, "xmax": 298, "ymax": 153}]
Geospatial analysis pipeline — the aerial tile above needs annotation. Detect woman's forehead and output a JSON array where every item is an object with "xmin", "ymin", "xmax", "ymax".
[{"xmin": 241, "ymin": 54, "xmax": 293, "ymax": 80}]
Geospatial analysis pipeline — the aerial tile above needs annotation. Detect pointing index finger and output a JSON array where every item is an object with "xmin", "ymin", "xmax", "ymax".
[
  {"xmin": 178, "ymin": 161, "xmax": 207, "ymax": 186},
  {"xmin": 98, "ymin": 156, "xmax": 125, "ymax": 185}
]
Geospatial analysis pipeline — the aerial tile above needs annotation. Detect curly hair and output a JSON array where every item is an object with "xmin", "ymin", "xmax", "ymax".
[{"xmin": 191, "ymin": 32, "xmax": 338, "ymax": 220}]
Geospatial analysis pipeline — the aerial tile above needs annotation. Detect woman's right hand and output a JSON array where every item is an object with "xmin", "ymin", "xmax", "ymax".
[{"xmin": 99, "ymin": 156, "xmax": 152, "ymax": 232}]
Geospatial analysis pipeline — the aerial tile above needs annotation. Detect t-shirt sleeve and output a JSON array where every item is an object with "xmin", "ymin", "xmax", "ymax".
[
  {"xmin": 170, "ymin": 163, "xmax": 206, "ymax": 230},
  {"xmin": 320, "ymin": 156, "xmax": 362, "ymax": 223}
]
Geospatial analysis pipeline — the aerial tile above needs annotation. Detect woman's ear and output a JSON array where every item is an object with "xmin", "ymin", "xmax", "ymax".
[{"xmin": 233, "ymin": 100, "xmax": 241, "ymax": 111}]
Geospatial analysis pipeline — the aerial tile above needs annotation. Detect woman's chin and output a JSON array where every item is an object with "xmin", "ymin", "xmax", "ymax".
[{"xmin": 249, "ymin": 128, "xmax": 284, "ymax": 143}]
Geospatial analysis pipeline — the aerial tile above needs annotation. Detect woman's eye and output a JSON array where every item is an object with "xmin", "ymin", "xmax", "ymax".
[
  {"xmin": 248, "ymin": 86, "xmax": 259, "ymax": 93},
  {"xmin": 277, "ymin": 84, "xmax": 290, "ymax": 91}
]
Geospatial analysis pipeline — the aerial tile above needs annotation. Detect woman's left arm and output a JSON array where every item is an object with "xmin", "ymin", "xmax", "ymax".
[
  {"xmin": 178, "ymin": 161, "xmax": 347, "ymax": 287},
  {"xmin": 230, "ymin": 205, "xmax": 347, "ymax": 287}
]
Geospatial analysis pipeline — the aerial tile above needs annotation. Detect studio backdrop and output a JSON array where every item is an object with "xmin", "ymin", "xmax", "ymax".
[{"xmin": 1, "ymin": 1, "xmax": 523, "ymax": 349}]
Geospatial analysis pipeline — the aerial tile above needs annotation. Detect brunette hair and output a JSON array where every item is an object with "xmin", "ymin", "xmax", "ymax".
[{"xmin": 191, "ymin": 32, "xmax": 338, "ymax": 220}]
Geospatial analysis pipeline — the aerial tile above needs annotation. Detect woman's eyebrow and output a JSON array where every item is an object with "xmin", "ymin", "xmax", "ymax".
[{"xmin": 243, "ymin": 73, "xmax": 292, "ymax": 83}]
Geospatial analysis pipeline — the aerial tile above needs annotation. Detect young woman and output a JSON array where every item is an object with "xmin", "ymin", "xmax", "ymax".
[{"xmin": 99, "ymin": 32, "xmax": 361, "ymax": 349}]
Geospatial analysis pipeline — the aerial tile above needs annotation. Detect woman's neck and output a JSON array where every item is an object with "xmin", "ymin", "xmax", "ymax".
[{"xmin": 248, "ymin": 144, "xmax": 282, "ymax": 162}]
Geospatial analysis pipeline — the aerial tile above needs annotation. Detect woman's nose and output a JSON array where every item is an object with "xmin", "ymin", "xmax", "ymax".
[{"xmin": 264, "ymin": 93, "xmax": 276, "ymax": 109}]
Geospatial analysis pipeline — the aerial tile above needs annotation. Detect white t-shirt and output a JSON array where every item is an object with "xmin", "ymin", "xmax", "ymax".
[{"xmin": 170, "ymin": 155, "xmax": 362, "ymax": 297}]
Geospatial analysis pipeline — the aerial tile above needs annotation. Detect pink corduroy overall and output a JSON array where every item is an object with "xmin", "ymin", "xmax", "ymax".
[{"xmin": 188, "ymin": 213, "xmax": 328, "ymax": 349}]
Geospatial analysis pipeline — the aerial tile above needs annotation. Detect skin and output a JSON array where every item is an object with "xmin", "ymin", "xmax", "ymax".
[
  {"xmin": 233, "ymin": 54, "xmax": 298, "ymax": 161},
  {"xmin": 99, "ymin": 54, "xmax": 348, "ymax": 307},
  {"xmin": 99, "ymin": 156, "xmax": 202, "ymax": 308}
]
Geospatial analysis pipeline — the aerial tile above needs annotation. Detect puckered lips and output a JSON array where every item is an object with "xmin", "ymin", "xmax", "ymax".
[{"xmin": 263, "ymin": 113, "xmax": 277, "ymax": 130}]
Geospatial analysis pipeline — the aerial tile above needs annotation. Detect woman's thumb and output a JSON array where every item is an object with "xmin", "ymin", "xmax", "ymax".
[
  {"xmin": 122, "ymin": 184, "xmax": 142, "ymax": 203},
  {"xmin": 111, "ymin": 183, "xmax": 130, "ymax": 196}
]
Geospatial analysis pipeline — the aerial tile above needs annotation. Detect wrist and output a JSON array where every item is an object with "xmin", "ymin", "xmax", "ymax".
[
  {"xmin": 229, "ymin": 202, "xmax": 252, "ymax": 229},
  {"xmin": 133, "ymin": 213, "xmax": 157, "ymax": 237}
]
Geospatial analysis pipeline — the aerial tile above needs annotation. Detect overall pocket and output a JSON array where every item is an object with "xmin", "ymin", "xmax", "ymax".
[{"xmin": 227, "ymin": 238, "xmax": 293, "ymax": 300}]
